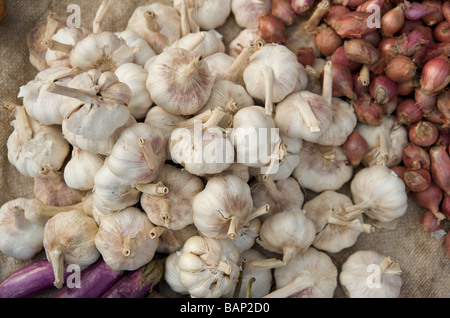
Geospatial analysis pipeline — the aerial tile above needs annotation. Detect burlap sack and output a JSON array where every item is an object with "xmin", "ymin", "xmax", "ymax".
[{"xmin": 0, "ymin": 0, "xmax": 448, "ymax": 298}]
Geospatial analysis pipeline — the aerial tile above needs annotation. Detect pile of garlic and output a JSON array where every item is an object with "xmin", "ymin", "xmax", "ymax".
[{"xmin": 1, "ymin": 0, "xmax": 411, "ymax": 298}]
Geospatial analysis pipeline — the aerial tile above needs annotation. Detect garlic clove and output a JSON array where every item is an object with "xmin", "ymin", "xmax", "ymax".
[
  {"xmin": 63, "ymin": 147, "xmax": 105, "ymax": 191},
  {"xmin": 115, "ymin": 30, "xmax": 156, "ymax": 66},
  {"xmin": 164, "ymin": 250, "xmax": 190, "ymax": 296}
]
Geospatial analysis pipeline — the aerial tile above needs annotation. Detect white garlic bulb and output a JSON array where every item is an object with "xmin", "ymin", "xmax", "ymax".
[
  {"xmin": 228, "ymin": 28, "xmax": 261, "ymax": 58},
  {"xmin": 251, "ymin": 176, "xmax": 304, "ymax": 222},
  {"xmin": 303, "ymin": 191, "xmax": 373, "ymax": 254},
  {"xmin": 174, "ymin": 0, "xmax": 232, "ymax": 31},
  {"xmin": 192, "ymin": 174, "xmax": 269, "ymax": 240},
  {"xmin": 69, "ymin": 31, "xmax": 134, "ymax": 72},
  {"xmin": 94, "ymin": 207, "xmax": 160, "ymax": 271},
  {"xmin": 265, "ymin": 247, "xmax": 338, "ymax": 298},
  {"xmin": 170, "ymin": 30, "xmax": 225, "ymax": 57},
  {"xmin": 114, "ymin": 62, "xmax": 153, "ymax": 120},
  {"xmin": 293, "ymin": 142, "xmax": 353, "ymax": 193},
  {"xmin": 356, "ymin": 116, "xmax": 408, "ymax": 168},
  {"xmin": 293, "ymin": 62, "xmax": 309, "ymax": 92},
  {"xmin": 106, "ymin": 123, "xmax": 166, "ymax": 186},
  {"xmin": 18, "ymin": 66, "xmax": 80, "ymax": 125},
  {"xmin": 177, "ymin": 235, "xmax": 241, "ymax": 298},
  {"xmin": 126, "ymin": 3, "xmax": 181, "ymax": 54},
  {"xmin": 45, "ymin": 26, "xmax": 89, "ymax": 69},
  {"xmin": 156, "ymin": 224, "xmax": 199, "ymax": 254},
  {"xmin": 43, "ymin": 209, "xmax": 100, "ymax": 288},
  {"xmin": 204, "ymin": 53, "xmax": 235, "ymax": 83},
  {"xmin": 250, "ymin": 208, "xmax": 316, "ymax": 269},
  {"xmin": 147, "ymin": 47, "xmax": 214, "ymax": 116},
  {"xmin": 63, "ymin": 147, "xmax": 104, "ymax": 191},
  {"xmin": 339, "ymin": 250, "xmax": 402, "ymax": 298},
  {"xmin": 115, "ymin": 30, "xmax": 156, "ymax": 66},
  {"xmin": 139, "ymin": 164, "xmax": 204, "ymax": 231},
  {"xmin": 224, "ymin": 249, "xmax": 273, "ymax": 298},
  {"xmin": 345, "ymin": 165, "xmax": 408, "ymax": 223},
  {"xmin": 231, "ymin": 0, "xmax": 272, "ymax": 29},
  {"xmin": 5, "ymin": 103, "xmax": 70, "ymax": 178}
]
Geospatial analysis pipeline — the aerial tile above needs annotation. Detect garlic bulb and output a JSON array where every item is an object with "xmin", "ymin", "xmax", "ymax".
[
  {"xmin": 231, "ymin": 0, "xmax": 272, "ymax": 29},
  {"xmin": 243, "ymin": 43, "xmax": 300, "ymax": 108},
  {"xmin": 204, "ymin": 53, "xmax": 235, "ymax": 83},
  {"xmin": 316, "ymin": 97, "xmax": 357, "ymax": 146},
  {"xmin": 339, "ymin": 250, "xmax": 402, "ymax": 298},
  {"xmin": 115, "ymin": 30, "xmax": 156, "ymax": 66},
  {"xmin": 69, "ymin": 31, "xmax": 134, "ymax": 72},
  {"xmin": 293, "ymin": 142, "xmax": 353, "ymax": 193},
  {"xmin": 192, "ymin": 174, "xmax": 269, "ymax": 240},
  {"xmin": 224, "ymin": 249, "xmax": 273, "ymax": 298},
  {"xmin": 177, "ymin": 235, "xmax": 241, "ymax": 298},
  {"xmin": 344, "ymin": 165, "xmax": 408, "ymax": 223},
  {"xmin": 174, "ymin": 0, "xmax": 232, "ymax": 31},
  {"xmin": 303, "ymin": 191, "xmax": 373, "ymax": 254},
  {"xmin": 43, "ymin": 209, "xmax": 100, "ymax": 288},
  {"xmin": 106, "ymin": 123, "xmax": 166, "ymax": 186},
  {"xmin": 356, "ymin": 116, "xmax": 408, "ymax": 168},
  {"xmin": 164, "ymin": 250, "xmax": 190, "ymax": 296},
  {"xmin": 45, "ymin": 27, "xmax": 89, "ymax": 69},
  {"xmin": 169, "ymin": 108, "xmax": 235, "ymax": 176},
  {"xmin": 293, "ymin": 63, "xmax": 309, "ymax": 92},
  {"xmin": 271, "ymin": 135, "xmax": 302, "ymax": 181},
  {"xmin": 249, "ymin": 208, "xmax": 316, "ymax": 269},
  {"xmin": 34, "ymin": 164, "xmax": 86, "ymax": 207},
  {"xmin": 228, "ymin": 28, "xmax": 261, "ymax": 58},
  {"xmin": 139, "ymin": 164, "xmax": 204, "ymax": 231},
  {"xmin": 156, "ymin": 224, "xmax": 199, "ymax": 254},
  {"xmin": 63, "ymin": 147, "xmax": 104, "ymax": 191},
  {"xmin": 171, "ymin": 30, "xmax": 225, "ymax": 57},
  {"xmin": 114, "ymin": 62, "xmax": 153, "ymax": 120},
  {"xmin": 48, "ymin": 70, "xmax": 134, "ymax": 155},
  {"xmin": 274, "ymin": 61, "xmax": 334, "ymax": 143},
  {"xmin": 4, "ymin": 103, "xmax": 70, "ymax": 178},
  {"xmin": 265, "ymin": 247, "xmax": 338, "ymax": 298},
  {"xmin": 146, "ymin": 47, "xmax": 214, "ymax": 116},
  {"xmin": 18, "ymin": 66, "xmax": 80, "ymax": 125},
  {"xmin": 126, "ymin": 3, "xmax": 181, "ymax": 54},
  {"xmin": 94, "ymin": 207, "xmax": 160, "ymax": 271},
  {"xmin": 251, "ymin": 176, "xmax": 305, "ymax": 222},
  {"xmin": 92, "ymin": 160, "xmax": 141, "ymax": 214}
]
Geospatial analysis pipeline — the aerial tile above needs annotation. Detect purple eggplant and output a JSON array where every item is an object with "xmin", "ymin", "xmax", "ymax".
[
  {"xmin": 0, "ymin": 260, "xmax": 68, "ymax": 298},
  {"xmin": 101, "ymin": 257, "xmax": 165, "ymax": 298},
  {"xmin": 52, "ymin": 258, "xmax": 124, "ymax": 298}
]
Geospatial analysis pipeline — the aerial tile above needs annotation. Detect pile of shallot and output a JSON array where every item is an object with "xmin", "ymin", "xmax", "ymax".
[{"xmin": 0, "ymin": 0, "xmax": 448, "ymax": 299}]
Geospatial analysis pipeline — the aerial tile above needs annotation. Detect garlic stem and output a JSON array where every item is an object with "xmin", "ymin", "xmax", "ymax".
[
  {"xmin": 178, "ymin": 109, "xmax": 214, "ymax": 128},
  {"xmin": 249, "ymin": 246, "xmax": 296, "ymax": 269},
  {"xmin": 247, "ymin": 204, "xmax": 270, "ymax": 222},
  {"xmin": 224, "ymin": 39, "xmax": 264, "ymax": 85},
  {"xmin": 322, "ymin": 61, "xmax": 333, "ymax": 106},
  {"xmin": 343, "ymin": 199, "xmax": 372, "ymax": 219},
  {"xmin": 2, "ymin": 102, "xmax": 33, "ymax": 145},
  {"xmin": 11, "ymin": 206, "xmax": 26, "ymax": 229},
  {"xmin": 179, "ymin": 55, "xmax": 204, "ymax": 80},
  {"xmin": 262, "ymin": 66, "xmax": 274, "ymax": 117},
  {"xmin": 46, "ymin": 83, "xmax": 97, "ymax": 105},
  {"xmin": 359, "ymin": 65, "xmax": 370, "ymax": 87},
  {"xmin": 362, "ymin": 223, "xmax": 375, "ymax": 233},
  {"xmin": 92, "ymin": 0, "xmax": 111, "ymax": 34},
  {"xmin": 48, "ymin": 247, "xmax": 65, "ymax": 289},
  {"xmin": 46, "ymin": 67, "xmax": 80, "ymax": 83},
  {"xmin": 261, "ymin": 175, "xmax": 283, "ymax": 201},
  {"xmin": 139, "ymin": 137, "xmax": 159, "ymax": 171},
  {"xmin": 158, "ymin": 198, "xmax": 172, "ymax": 227},
  {"xmin": 135, "ymin": 182, "xmax": 169, "ymax": 196},
  {"xmin": 218, "ymin": 261, "xmax": 232, "ymax": 275},
  {"xmin": 304, "ymin": 0, "xmax": 330, "ymax": 33},
  {"xmin": 326, "ymin": 214, "xmax": 359, "ymax": 227},
  {"xmin": 298, "ymin": 99, "xmax": 321, "ymax": 133},
  {"xmin": 145, "ymin": 11, "xmax": 159, "ymax": 32},
  {"xmin": 40, "ymin": 201, "xmax": 85, "ymax": 217},
  {"xmin": 183, "ymin": 32, "xmax": 207, "ymax": 52},
  {"xmin": 227, "ymin": 215, "xmax": 241, "ymax": 239},
  {"xmin": 305, "ymin": 65, "xmax": 320, "ymax": 79},
  {"xmin": 202, "ymin": 107, "xmax": 227, "ymax": 130},
  {"xmin": 263, "ymin": 272, "xmax": 314, "ymax": 298},
  {"xmin": 246, "ymin": 277, "xmax": 256, "ymax": 298},
  {"xmin": 375, "ymin": 131, "xmax": 389, "ymax": 167},
  {"xmin": 180, "ymin": 0, "xmax": 190, "ymax": 37},
  {"xmin": 122, "ymin": 236, "xmax": 132, "ymax": 257},
  {"xmin": 46, "ymin": 39, "xmax": 74, "ymax": 54},
  {"xmin": 39, "ymin": 164, "xmax": 62, "ymax": 185},
  {"xmin": 150, "ymin": 226, "xmax": 166, "ymax": 239},
  {"xmin": 43, "ymin": 12, "xmax": 60, "ymax": 45},
  {"xmin": 380, "ymin": 256, "xmax": 402, "ymax": 275}
]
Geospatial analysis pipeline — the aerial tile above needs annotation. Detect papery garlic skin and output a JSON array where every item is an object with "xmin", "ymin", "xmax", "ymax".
[
  {"xmin": 126, "ymin": 3, "xmax": 181, "ymax": 54},
  {"xmin": 231, "ymin": 0, "xmax": 272, "ymax": 29},
  {"xmin": 140, "ymin": 164, "xmax": 204, "ymax": 231},
  {"xmin": 94, "ymin": 207, "xmax": 159, "ymax": 271},
  {"xmin": 107, "ymin": 123, "xmax": 167, "ymax": 186},
  {"xmin": 147, "ymin": 48, "xmax": 214, "ymax": 116},
  {"xmin": 339, "ymin": 250, "xmax": 402, "ymax": 298},
  {"xmin": 64, "ymin": 147, "xmax": 104, "ymax": 191},
  {"xmin": 171, "ymin": 30, "xmax": 225, "ymax": 57},
  {"xmin": 45, "ymin": 27, "xmax": 89, "ymax": 69},
  {"xmin": 114, "ymin": 63, "xmax": 153, "ymax": 120},
  {"xmin": 269, "ymin": 247, "xmax": 338, "ymax": 298},
  {"xmin": 228, "ymin": 28, "xmax": 261, "ymax": 58},
  {"xmin": 293, "ymin": 142, "xmax": 353, "ymax": 193},
  {"xmin": 251, "ymin": 208, "xmax": 316, "ymax": 269},
  {"xmin": 204, "ymin": 53, "xmax": 236, "ymax": 83},
  {"xmin": 224, "ymin": 248, "xmax": 273, "ymax": 298},
  {"xmin": 192, "ymin": 175, "xmax": 266, "ymax": 240},
  {"xmin": 174, "ymin": 0, "xmax": 232, "ymax": 31},
  {"xmin": 157, "ymin": 224, "xmax": 199, "ymax": 254},
  {"xmin": 69, "ymin": 32, "xmax": 134, "ymax": 72},
  {"xmin": 43, "ymin": 209, "xmax": 100, "ymax": 288},
  {"xmin": 115, "ymin": 30, "xmax": 156, "ymax": 66},
  {"xmin": 177, "ymin": 236, "xmax": 241, "ymax": 298}
]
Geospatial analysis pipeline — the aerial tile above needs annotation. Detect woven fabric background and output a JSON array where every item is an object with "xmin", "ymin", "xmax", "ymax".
[{"xmin": 0, "ymin": 0, "xmax": 448, "ymax": 298}]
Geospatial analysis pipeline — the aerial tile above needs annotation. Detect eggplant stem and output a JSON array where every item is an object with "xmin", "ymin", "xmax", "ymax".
[
  {"xmin": 233, "ymin": 258, "xmax": 247, "ymax": 298},
  {"xmin": 246, "ymin": 277, "xmax": 256, "ymax": 298}
]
